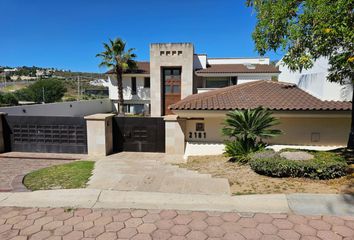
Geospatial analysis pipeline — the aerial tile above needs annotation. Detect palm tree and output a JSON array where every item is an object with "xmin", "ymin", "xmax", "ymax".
[
  {"xmin": 222, "ymin": 107, "xmax": 281, "ymax": 160},
  {"xmin": 96, "ymin": 38, "xmax": 137, "ymax": 115}
]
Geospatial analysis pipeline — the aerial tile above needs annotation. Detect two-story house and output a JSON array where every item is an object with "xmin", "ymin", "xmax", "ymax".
[{"xmin": 106, "ymin": 43, "xmax": 280, "ymax": 116}]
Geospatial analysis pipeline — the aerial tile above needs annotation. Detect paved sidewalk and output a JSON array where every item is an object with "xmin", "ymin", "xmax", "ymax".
[
  {"xmin": 88, "ymin": 152, "xmax": 230, "ymax": 195},
  {"xmin": 0, "ymin": 206, "xmax": 353, "ymax": 240},
  {"xmin": 0, "ymin": 190, "xmax": 353, "ymax": 217}
]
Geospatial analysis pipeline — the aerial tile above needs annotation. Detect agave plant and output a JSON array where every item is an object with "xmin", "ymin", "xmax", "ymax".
[{"xmin": 222, "ymin": 107, "xmax": 281, "ymax": 161}]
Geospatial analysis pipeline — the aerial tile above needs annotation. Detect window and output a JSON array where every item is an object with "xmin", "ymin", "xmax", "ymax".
[
  {"xmin": 123, "ymin": 104, "xmax": 145, "ymax": 114},
  {"xmin": 144, "ymin": 77, "xmax": 150, "ymax": 88},
  {"xmin": 178, "ymin": 51, "xmax": 183, "ymax": 55},
  {"xmin": 131, "ymin": 77, "xmax": 137, "ymax": 95},
  {"xmin": 172, "ymin": 85, "xmax": 180, "ymax": 93},
  {"xmin": 172, "ymin": 69, "xmax": 181, "ymax": 75},
  {"xmin": 160, "ymin": 51, "xmax": 165, "ymax": 56},
  {"xmin": 123, "ymin": 104, "xmax": 131, "ymax": 113},
  {"xmin": 165, "ymin": 85, "xmax": 171, "ymax": 93},
  {"xmin": 231, "ymin": 77, "xmax": 238, "ymax": 85},
  {"xmin": 205, "ymin": 77, "xmax": 230, "ymax": 88}
]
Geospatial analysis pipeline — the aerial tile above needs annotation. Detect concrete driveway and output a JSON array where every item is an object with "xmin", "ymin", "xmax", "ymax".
[{"xmin": 87, "ymin": 152, "xmax": 230, "ymax": 195}]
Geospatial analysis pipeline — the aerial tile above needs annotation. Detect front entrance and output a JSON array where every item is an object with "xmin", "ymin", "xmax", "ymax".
[
  {"xmin": 163, "ymin": 68, "xmax": 181, "ymax": 115},
  {"xmin": 113, "ymin": 117, "xmax": 165, "ymax": 153}
]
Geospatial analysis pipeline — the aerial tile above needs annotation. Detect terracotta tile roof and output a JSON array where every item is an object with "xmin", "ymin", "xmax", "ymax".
[
  {"xmin": 195, "ymin": 64, "xmax": 280, "ymax": 74},
  {"xmin": 106, "ymin": 61, "xmax": 150, "ymax": 74},
  {"xmin": 169, "ymin": 81, "xmax": 352, "ymax": 111}
]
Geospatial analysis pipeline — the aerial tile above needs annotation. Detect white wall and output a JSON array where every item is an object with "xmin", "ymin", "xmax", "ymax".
[
  {"xmin": 277, "ymin": 57, "xmax": 352, "ymax": 101},
  {"xmin": 207, "ymin": 57, "xmax": 270, "ymax": 65},
  {"xmin": 185, "ymin": 142, "xmax": 225, "ymax": 158},
  {"xmin": 193, "ymin": 54, "xmax": 207, "ymax": 69},
  {"xmin": 0, "ymin": 99, "xmax": 113, "ymax": 116},
  {"xmin": 238, "ymin": 74, "xmax": 272, "ymax": 83},
  {"xmin": 105, "ymin": 75, "xmax": 150, "ymax": 101}
]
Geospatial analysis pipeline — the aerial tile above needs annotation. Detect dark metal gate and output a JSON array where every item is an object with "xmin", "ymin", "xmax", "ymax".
[
  {"xmin": 113, "ymin": 117, "xmax": 165, "ymax": 153},
  {"xmin": 3, "ymin": 115, "xmax": 87, "ymax": 154}
]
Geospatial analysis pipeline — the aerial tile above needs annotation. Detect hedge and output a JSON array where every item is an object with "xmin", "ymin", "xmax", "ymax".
[{"xmin": 249, "ymin": 151, "xmax": 348, "ymax": 180}]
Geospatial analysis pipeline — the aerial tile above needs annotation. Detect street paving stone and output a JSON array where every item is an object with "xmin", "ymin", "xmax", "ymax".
[
  {"xmin": 0, "ymin": 158, "xmax": 73, "ymax": 192},
  {"xmin": 0, "ymin": 207, "xmax": 353, "ymax": 239}
]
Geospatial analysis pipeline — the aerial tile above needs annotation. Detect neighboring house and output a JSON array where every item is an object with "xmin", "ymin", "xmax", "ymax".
[
  {"xmin": 169, "ymin": 80, "xmax": 351, "ymax": 157},
  {"xmin": 106, "ymin": 62, "xmax": 151, "ymax": 115},
  {"xmin": 277, "ymin": 57, "xmax": 353, "ymax": 101},
  {"xmin": 105, "ymin": 43, "xmax": 280, "ymax": 116}
]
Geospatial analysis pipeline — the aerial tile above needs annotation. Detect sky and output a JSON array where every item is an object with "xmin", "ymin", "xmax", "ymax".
[{"xmin": 0, "ymin": 0, "xmax": 284, "ymax": 73}]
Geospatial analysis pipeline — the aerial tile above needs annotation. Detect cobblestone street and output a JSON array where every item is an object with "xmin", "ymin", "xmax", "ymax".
[{"xmin": 0, "ymin": 207, "xmax": 353, "ymax": 240}]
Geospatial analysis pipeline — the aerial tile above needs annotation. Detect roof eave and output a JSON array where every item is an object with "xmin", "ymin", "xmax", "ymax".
[{"xmin": 195, "ymin": 72, "xmax": 280, "ymax": 77}]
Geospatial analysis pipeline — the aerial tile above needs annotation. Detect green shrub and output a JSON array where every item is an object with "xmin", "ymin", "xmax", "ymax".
[
  {"xmin": 222, "ymin": 107, "xmax": 281, "ymax": 160},
  {"xmin": 0, "ymin": 93, "xmax": 18, "ymax": 106},
  {"xmin": 14, "ymin": 88, "xmax": 33, "ymax": 101},
  {"xmin": 224, "ymin": 139, "xmax": 265, "ymax": 163},
  {"xmin": 249, "ymin": 151, "xmax": 348, "ymax": 180}
]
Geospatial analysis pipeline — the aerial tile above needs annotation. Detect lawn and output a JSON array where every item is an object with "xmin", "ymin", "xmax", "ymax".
[
  {"xmin": 178, "ymin": 155, "xmax": 354, "ymax": 195},
  {"xmin": 23, "ymin": 161, "xmax": 95, "ymax": 191}
]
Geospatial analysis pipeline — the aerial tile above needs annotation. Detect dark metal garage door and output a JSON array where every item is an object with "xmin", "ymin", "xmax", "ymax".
[
  {"xmin": 3, "ymin": 115, "xmax": 87, "ymax": 154},
  {"xmin": 113, "ymin": 117, "xmax": 165, "ymax": 153}
]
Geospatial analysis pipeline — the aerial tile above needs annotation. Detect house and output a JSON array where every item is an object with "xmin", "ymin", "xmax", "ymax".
[
  {"xmin": 168, "ymin": 80, "xmax": 351, "ymax": 157},
  {"xmin": 103, "ymin": 42, "xmax": 351, "ymax": 158},
  {"xmin": 106, "ymin": 62, "xmax": 151, "ymax": 115},
  {"xmin": 105, "ymin": 43, "xmax": 280, "ymax": 115},
  {"xmin": 277, "ymin": 56, "xmax": 353, "ymax": 101}
]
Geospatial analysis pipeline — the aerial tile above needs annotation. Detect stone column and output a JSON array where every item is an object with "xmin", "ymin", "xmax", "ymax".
[
  {"xmin": 0, "ymin": 112, "xmax": 7, "ymax": 153},
  {"xmin": 84, "ymin": 113, "xmax": 115, "ymax": 156},
  {"xmin": 164, "ymin": 115, "xmax": 186, "ymax": 161}
]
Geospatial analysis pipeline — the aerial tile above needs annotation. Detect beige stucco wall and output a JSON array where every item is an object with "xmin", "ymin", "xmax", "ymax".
[
  {"xmin": 85, "ymin": 114, "xmax": 115, "ymax": 156},
  {"xmin": 165, "ymin": 115, "xmax": 186, "ymax": 154},
  {"xmin": 268, "ymin": 117, "xmax": 350, "ymax": 146},
  {"xmin": 150, "ymin": 43, "xmax": 195, "ymax": 117},
  {"xmin": 183, "ymin": 112, "xmax": 351, "ymax": 146}
]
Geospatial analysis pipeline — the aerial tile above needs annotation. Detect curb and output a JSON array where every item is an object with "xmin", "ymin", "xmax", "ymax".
[{"xmin": 0, "ymin": 189, "xmax": 353, "ymax": 217}]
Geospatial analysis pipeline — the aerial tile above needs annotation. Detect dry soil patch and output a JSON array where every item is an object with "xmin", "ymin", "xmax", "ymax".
[{"xmin": 178, "ymin": 155, "xmax": 354, "ymax": 195}]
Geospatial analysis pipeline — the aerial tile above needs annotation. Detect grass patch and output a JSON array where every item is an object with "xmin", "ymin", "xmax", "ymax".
[{"xmin": 23, "ymin": 161, "xmax": 94, "ymax": 191}]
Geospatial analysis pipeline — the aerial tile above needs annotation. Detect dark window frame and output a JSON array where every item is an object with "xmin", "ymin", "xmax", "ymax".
[
  {"xmin": 231, "ymin": 76, "xmax": 238, "ymax": 85},
  {"xmin": 144, "ymin": 77, "xmax": 150, "ymax": 88},
  {"xmin": 131, "ymin": 77, "xmax": 137, "ymax": 95}
]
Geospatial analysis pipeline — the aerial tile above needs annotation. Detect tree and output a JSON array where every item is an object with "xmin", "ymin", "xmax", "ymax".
[
  {"xmin": 96, "ymin": 38, "xmax": 137, "ymax": 115},
  {"xmin": 222, "ymin": 107, "xmax": 281, "ymax": 161},
  {"xmin": 246, "ymin": 0, "xmax": 354, "ymax": 149},
  {"xmin": 14, "ymin": 87, "xmax": 33, "ymax": 102},
  {"xmin": 0, "ymin": 93, "xmax": 18, "ymax": 106},
  {"xmin": 17, "ymin": 79, "xmax": 67, "ymax": 103}
]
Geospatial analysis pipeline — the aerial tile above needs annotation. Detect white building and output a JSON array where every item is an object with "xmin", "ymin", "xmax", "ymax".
[
  {"xmin": 106, "ymin": 42, "xmax": 280, "ymax": 116},
  {"xmin": 277, "ymin": 57, "xmax": 352, "ymax": 101}
]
